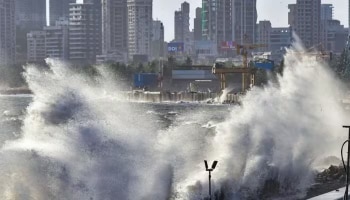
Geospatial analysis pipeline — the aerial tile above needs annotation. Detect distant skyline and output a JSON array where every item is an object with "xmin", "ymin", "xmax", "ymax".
[
  {"xmin": 153, "ymin": 0, "xmax": 348, "ymax": 42},
  {"xmin": 46, "ymin": 0, "xmax": 348, "ymax": 42}
]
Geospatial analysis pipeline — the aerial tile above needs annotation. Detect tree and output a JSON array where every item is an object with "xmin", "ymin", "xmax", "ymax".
[{"xmin": 185, "ymin": 56, "xmax": 192, "ymax": 65}]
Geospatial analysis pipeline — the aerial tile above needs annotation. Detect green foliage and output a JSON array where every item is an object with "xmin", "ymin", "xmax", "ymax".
[
  {"xmin": 185, "ymin": 56, "xmax": 192, "ymax": 65},
  {"xmin": 329, "ymin": 49, "xmax": 350, "ymax": 81},
  {"xmin": 255, "ymin": 69, "xmax": 268, "ymax": 86}
]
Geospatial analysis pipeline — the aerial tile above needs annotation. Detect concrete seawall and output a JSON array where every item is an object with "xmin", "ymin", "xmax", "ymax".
[{"xmin": 124, "ymin": 91, "xmax": 241, "ymax": 103}]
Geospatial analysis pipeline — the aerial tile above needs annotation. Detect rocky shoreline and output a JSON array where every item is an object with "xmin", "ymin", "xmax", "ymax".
[{"xmin": 305, "ymin": 165, "xmax": 345, "ymax": 199}]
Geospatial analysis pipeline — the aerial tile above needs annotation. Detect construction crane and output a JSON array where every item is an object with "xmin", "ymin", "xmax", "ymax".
[
  {"xmin": 300, "ymin": 44, "xmax": 331, "ymax": 60},
  {"xmin": 212, "ymin": 42, "xmax": 267, "ymax": 91},
  {"xmin": 236, "ymin": 43, "xmax": 268, "ymax": 68},
  {"xmin": 235, "ymin": 43, "xmax": 267, "ymax": 91}
]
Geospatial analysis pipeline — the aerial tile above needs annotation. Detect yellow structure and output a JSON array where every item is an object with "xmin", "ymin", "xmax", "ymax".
[{"xmin": 212, "ymin": 43, "xmax": 267, "ymax": 91}]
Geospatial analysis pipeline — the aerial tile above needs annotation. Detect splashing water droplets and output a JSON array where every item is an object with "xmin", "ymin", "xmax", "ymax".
[{"xmin": 0, "ymin": 41, "xmax": 348, "ymax": 199}]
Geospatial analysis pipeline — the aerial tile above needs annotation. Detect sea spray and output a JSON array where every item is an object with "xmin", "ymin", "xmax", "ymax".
[
  {"xmin": 169, "ymin": 40, "xmax": 349, "ymax": 199},
  {"xmin": 0, "ymin": 59, "xmax": 173, "ymax": 200},
  {"xmin": 0, "ymin": 39, "xmax": 348, "ymax": 200}
]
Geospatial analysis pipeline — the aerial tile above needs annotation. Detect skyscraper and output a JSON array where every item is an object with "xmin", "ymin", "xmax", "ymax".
[
  {"xmin": 193, "ymin": 7, "xmax": 202, "ymax": 41},
  {"xmin": 101, "ymin": 0, "xmax": 128, "ymax": 55},
  {"xmin": 321, "ymin": 4, "xmax": 333, "ymax": 21},
  {"xmin": 151, "ymin": 20, "xmax": 164, "ymax": 59},
  {"xmin": 127, "ymin": 0, "xmax": 153, "ymax": 59},
  {"xmin": 288, "ymin": 0, "xmax": 321, "ymax": 48},
  {"xmin": 68, "ymin": 0, "xmax": 102, "ymax": 63},
  {"xmin": 15, "ymin": 0, "xmax": 46, "ymax": 29},
  {"xmin": 0, "ymin": 0, "xmax": 15, "ymax": 65},
  {"xmin": 201, "ymin": 0, "xmax": 233, "ymax": 52},
  {"xmin": 48, "ymin": 0, "xmax": 74, "ymax": 26},
  {"xmin": 233, "ymin": 0, "xmax": 257, "ymax": 44},
  {"xmin": 257, "ymin": 20, "xmax": 271, "ymax": 52},
  {"xmin": 174, "ymin": 1, "xmax": 190, "ymax": 44}
]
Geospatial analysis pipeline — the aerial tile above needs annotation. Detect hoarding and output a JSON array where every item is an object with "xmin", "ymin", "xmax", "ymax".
[
  {"xmin": 133, "ymin": 73, "xmax": 158, "ymax": 88},
  {"xmin": 167, "ymin": 42, "xmax": 184, "ymax": 52},
  {"xmin": 221, "ymin": 41, "xmax": 236, "ymax": 50}
]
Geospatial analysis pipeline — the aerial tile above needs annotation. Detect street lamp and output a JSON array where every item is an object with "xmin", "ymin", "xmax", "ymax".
[
  {"xmin": 204, "ymin": 160, "xmax": 218, "ymax": 200},
  {"xmin": 342, "ymin": 126, "xmax": 350, "ymax": 200}
]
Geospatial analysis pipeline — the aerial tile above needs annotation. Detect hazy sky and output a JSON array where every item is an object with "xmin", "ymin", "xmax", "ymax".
[{"xmin": 153, "ymin": 0, "xmax": 348, "ymax": 42}]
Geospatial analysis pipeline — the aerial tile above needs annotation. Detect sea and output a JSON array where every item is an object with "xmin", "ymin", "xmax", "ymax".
[{"xmin": 0, "ymin": 40, "xmax": 349, "ymax": 200}]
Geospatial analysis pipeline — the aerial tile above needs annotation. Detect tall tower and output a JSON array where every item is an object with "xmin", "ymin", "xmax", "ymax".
[
  {"xmin": 233, "ymin": 0, "xmax": 257, "ymax": 44},
  {"xmin": 174, "ymin": 1, "xmax": 190, "ymax": 43},
  {"xmin": 127, "ymin": 0, "xmax": 152, "ymax": 59},
  {"xmin": 101, "ymin": 0, "xmax": 128, "ymax": 55},
  {"xmin": 68, "ymin": 0, "xmax": 102, "ymax": 63},
  {"xmin": 201, "ymin": 0, "xmax": 233, "ymax": 51},
  {"xmin": 15, "ymin": 0, "xmax": 46, "ymax": 29},
  {"xmin": 151, "ymin": 20, "xmax": 164, "ymax": 59},
  {"xmin": 193, "ymin": 7, "xmax": 202, "ymax": 41},
  {"xmin": 288, "ymin": 0, "xmax": 321, "ymax": 48},
  {"xmin": 0, "ymin": 0, "xmax": 16, "ymax": 65}
]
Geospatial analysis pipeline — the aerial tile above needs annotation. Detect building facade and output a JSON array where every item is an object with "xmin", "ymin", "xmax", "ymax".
[
  {"xmin": 193, "ymin": 7, "xmax": 202, "ymax": 41},
  {"xmin": 68, "ymin": 0, "xmax": 102, "ymax": 63},
  {"xmin": 98, "ymin": 0, "xmax": 128, "ymax": 63},
  {"xmin": 321, "ymin": 4, "xmax": 333, "ymax": 21},
  {"xmin": 288, "ymin": 0, "xmax": 321, "ymax": 48},
  {"xmin": 49, "ymin": 0, "xmax": 74, "ymax": 26},
  {"xmin": 27, "ymin": 31, "xmax": 46, "ymax": 63},
  {"xmin": 127, "ymin": 0, "xmax": 153, "ymax": 60},
  {"xmin": 0, "ymin": 0, "xmax": 16, "ymax": 66},
  {"xmin": 44, "ymin": 18, "xmax": 69, "ymax": 59},
  {"xmin": 151, "ymin": 20, "xmax": 165, "ymax": 59},
  {"xmin": 201, "ymin": 0, "xmax": 233, "ymax": 54},
  {"xmin": 257, "ymin": 21, "xmax": 271, "ymax": 52},
  {"xmin": 174, "ymin": 2, "xmax": 190, "ymax": 43},
  {"xmin": 101, "ymin": 0, "xmax": 127, "ymax": 55},
  {"xmin": 15, "ymin": 0, "xmax": 46, "ymax": 29},
  {"xmin": 233, "ymin": 0, "xmax": 257, "ymax": 44}
]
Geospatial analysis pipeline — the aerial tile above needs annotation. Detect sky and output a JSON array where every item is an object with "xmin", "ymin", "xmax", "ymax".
[{"xmin": 153, "ymin": 0, "xmax": 348, "ymax": 42}]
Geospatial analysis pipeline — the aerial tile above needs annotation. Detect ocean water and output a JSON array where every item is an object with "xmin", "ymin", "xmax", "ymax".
[{"xmin": 0, "ymin": 40, "xmax": 349, "ymax": 200}]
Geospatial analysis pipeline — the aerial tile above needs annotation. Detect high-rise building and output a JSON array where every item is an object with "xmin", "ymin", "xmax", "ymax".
[
  {"xmin": 97, "ymin": 0, "xmax": 128, "ymax": 63},
  {"xmin": 322, "ymin": 20, "xmax": 347, "ymax": 53},
  {"xmin": 15, "ymin": 0, "xmax": 46, "ymax": 29},
  {"xmin": 151, "ymin": 20, "xmax": 164, "ymax": 59},
  {"xmin": 193, "ymin": 7, "xmax": 202, "ymax": 41},
  {"xmin": 44, "ymin": 17, "xmax": 69, "ymax": 59},
  {"xmin": 101, "ymin": 0, "xmax": 127, "ymax": 55},
  {"xmin": 0, "ymin": 0, "xmax": 16, "ymax": 66},
  {"xmin": 68, "ymin": 0, "xmax": 102, "ymax": 63},
  {"xmin": 174, "ymin": 1, "xmax": 190, "ymax": 44},
  {"xmin": 48, "ymin": 0, "xmax": 74, "ymax": 26},
  {"xmin": 269, "ymin": 28, "xmax": 291, "ymax": 54},
  {"xmin": 321, "ymin": 4, "xmax": 333, "ymax": 21},
  {"xmin": 201, "ymin": 0, "xmax": 233, "ymax": 49},
  {"xmin": 27, "ymin": 31, "xmax": 46, "ymax": 63},
  {"xmin": 288, "ymin": 0, "xmax": 321, "ymax": 48},
  {"xmin": 257, "ymin": 20, "xmax": 291, "ymax": 55},
  {"xmin": 233, "ymin": 0, "xmax": 257, "ymax": 44},
  {"xmin": 15, "ymin": 0, "xmax": 46, "ymax": 62},
  {"xmin": 257, "ymin": 20, "xmax": 271, "ymax": 52},
  {"xmin": 201, "ymin": 0, "xmax": 218, "ymax": 42},
  {"xmin": 127, "ymin": 0, "xmax": 152, "ymax": 60}
]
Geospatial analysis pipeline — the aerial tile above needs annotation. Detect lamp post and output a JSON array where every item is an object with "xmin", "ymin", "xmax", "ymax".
[
  {"xmin": 204, "ymin": 160, "xmax": 218, "ymax": 200},
  {"xmin": 343, "ymin": 126, "xmax": 350, "ymax": 200}
]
